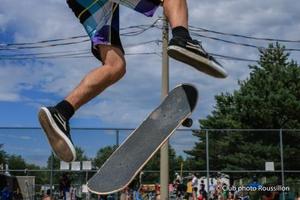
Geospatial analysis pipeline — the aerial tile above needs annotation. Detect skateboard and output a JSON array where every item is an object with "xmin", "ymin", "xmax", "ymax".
[{"xmin": 87, "ymin": 83, "xmax": 198, "ymax": 195}]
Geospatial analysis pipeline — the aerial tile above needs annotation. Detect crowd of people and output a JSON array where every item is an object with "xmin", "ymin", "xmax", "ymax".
[
  {"xmin": 171, "ymin": 174, "xmax": 300, "ymax": 200},
  {"xmin": 38, "ymin": 173, "xmax": 300, "ymax": 200}
]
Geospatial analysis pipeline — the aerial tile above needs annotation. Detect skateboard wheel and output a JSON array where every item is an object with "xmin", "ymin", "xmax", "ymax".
[{"xmin": 182, "ymin": 118, "xmax": 193, "ymax": 127}]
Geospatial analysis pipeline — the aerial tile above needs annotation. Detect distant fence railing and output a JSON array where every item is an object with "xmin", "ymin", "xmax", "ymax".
[{"xmin": 1, "ymin": 128, "xmax": 300, "ymax": 197}]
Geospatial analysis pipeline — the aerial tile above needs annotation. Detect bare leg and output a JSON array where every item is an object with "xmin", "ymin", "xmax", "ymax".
[
  {"xmin": 162, "ymin": 0, "xmax": 189, "ymax": 29},
  {"xmin": 65, "ymin": 45, "xmax": 126, "ymax": 110}
]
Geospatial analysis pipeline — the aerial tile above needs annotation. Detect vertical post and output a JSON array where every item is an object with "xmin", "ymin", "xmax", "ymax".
[
  {"xmin": 86, "ymin": 171, "xmax": 89, "ymax": 200},
  {"xmin": 279, "ymin": 129, "xmax": 285, "ymax": 200},
  {"xmin": 116, "ymin": 130, "xmax": 120, "ymax": 200},
  {"xmin": 116, "ymin": 130, "xmax": 120, "ymax": 147},
  {"xmin": 206, "ymin": 130, "xmax": 210, "ymax": 196},
  {"xmin": 50, "ymin": 152, "xmax": 54, "ymax": 197},
  {"xmin": 160, "ymin": 15, "xmax": 169, "ymax": 200}
]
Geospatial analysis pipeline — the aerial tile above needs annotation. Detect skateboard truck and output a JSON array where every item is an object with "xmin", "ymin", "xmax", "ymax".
[{"xmin": 182, "ymin": 118, "xmax": 193, "ymax": 127}]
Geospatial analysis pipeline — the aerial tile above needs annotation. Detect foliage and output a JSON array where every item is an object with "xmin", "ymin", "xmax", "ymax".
[{"xmin": 186, "ymin": 43, "xmax": 300, "ymax": 183}]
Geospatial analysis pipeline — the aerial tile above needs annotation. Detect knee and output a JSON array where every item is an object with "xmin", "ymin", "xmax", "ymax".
[{"xmin": 104, "ymin": 57, "xmax": 126, "ymax": 83}]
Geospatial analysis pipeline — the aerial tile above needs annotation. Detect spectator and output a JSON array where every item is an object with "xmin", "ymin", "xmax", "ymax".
[
  {"xmin": 155, "ymin": 184, "xmax": 161, "ymax": 200},
  {"xmin": 177, "ymin": 180, "xmax": 187, "ymax": 199},
  {"xmin": 247, "ymin": 176, "xmax": 262, "ymax": 189},
  {"xmin": 192, "ymin": 174, "xmax": 199, "ymax": 200},
  {"xmin": 1, "ymin": 183, "xmax": 12, "ymax": 200},
  {"xmin": 227, "ymin": 191, "xmax": 234, "ymax": 200},
  {"xmin": 221, "ymin": 183, "xmax": 229, "ymax": 200},
  {"xmin": 120, "ymin": 187, "xmax": 130, "ymax": 200},
  {"xmin": 208, "ymin": 179, "xmax": 216, "ymax": 200},
  {"xmin": 133, "ymin": 186, "xmax": 142, "ymax": 200},
  {"xmin": 42, "ymin": 189, "xmax": 53, "ymax": 200},
  {"xmin": 59, "ymin": 173, "xmax": 71, "ymax": 200},
  {"xmin": 262, "ymin": 184, "xmax": 280, "ymax": 200},
  {"xmin": 175, "ymin": 172, "xmax": 182, "ymax": 183},
  {"xmin": 186, "ymin": 179, "xmax": 193, "ymax": 200},
  {"xmin": 199, "ymin": 180, "xmax": 207, "ymax": 200}
]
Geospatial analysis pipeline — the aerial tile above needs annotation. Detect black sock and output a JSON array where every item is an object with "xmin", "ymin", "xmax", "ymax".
[
  {"xmin": 55, "ymin": 100, "xmax": 75, "ymax": 121},
  {"xmin": 172, "ymin": 26, "xmax": 192, "ymax": 40}
]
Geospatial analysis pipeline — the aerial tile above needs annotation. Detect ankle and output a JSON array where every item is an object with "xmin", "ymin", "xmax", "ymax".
[
  {"xmin": 172, "ymin": 26, "xmax": 192, "ymax": 40},
  {"xmin": 55, "ymin": 100, "xmax": 75, "ymax": 121}
]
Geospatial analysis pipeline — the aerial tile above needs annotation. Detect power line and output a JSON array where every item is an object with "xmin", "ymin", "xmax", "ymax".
[
  {"xmin": 2, "ymin": 19, "xmax": 299, "ymax": 54},
  {"xmin": 0, "ymin": 39, "xmax": 90, "ymax": 50},
  {"xmin": 191, "ymin": 32, "xmax": 300, "ymax": 52},
  {"xmin": 0, "ymin": 40, "xmax": 162, "ymax": 59},
  {"xmin": 0, "ymin": 48, "xmax": 258, "ymax": 63},
  {"xmin": 189, "ymin": 26, "xmax": 300, "ymax": 43},
  {"xmin": 0, "ymin": 52, "xmax": 160, "ymax": 60},
  {"xmin": 211, "ymin": 53, "xmax": 258, "ymax": 63},
  {"xmin": 0, "ymin": 20, "xmax": 162, "ymax": 49}
]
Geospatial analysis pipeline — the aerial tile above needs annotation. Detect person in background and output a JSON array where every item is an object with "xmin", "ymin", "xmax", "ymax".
[
  {"xmin": 59, "ymin": 173, "xmax": 71, "ymax": 200},
  {"xmin": 208, "ymin": 179, "xmax": 216, "ymax": 200},
  {"xmin": 42, "ymin": 189, "xmax": 53, "ymax": 200},
  {"xmin": 1, "ymin": 182, "xmax": 12, "ymax": 200},
  {"xmin": 247, "ymin": 176, "xmax": 262, "ymax": 189},
  {"xmin": 186, "ymin": 178, "xmax": 193, "ymax": 200},
  {"xmin": 192, "ymin": 173, "xmax": 199, "ymax": 200},
  {"xmin": 199, "ymin": 180, "xmax": 207, "ymax": 200}
]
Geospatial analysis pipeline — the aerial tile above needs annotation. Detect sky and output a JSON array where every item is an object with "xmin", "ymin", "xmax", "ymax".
[{"xmin": 0, "ymin": 0, "xmax": 300, "ymax": 166}]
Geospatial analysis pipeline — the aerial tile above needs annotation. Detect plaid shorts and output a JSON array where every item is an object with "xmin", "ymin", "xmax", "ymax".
[{"xmin": 67, "ymin": 0, "xmax": 162, "ymax": 61}]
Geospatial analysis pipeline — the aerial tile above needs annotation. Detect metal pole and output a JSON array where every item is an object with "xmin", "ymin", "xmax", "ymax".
[
  {"xmin": 50, "ymin": 152, "xmax": 54, "ymax": 197},
  {"xmin": 116, "ymin": 130, "xmax": 120, "ymax": 147},
  {"xmin": 160, "ymin": 15, "xmax": 169, "ymax": 200},
  {"xmin": 206, "ymin": 130, "xmax": 210, "ymax": 197},
  {"xmin": 116, "ymin": 130, "xmax": 120, "ymax": 200},
  {"xmin": 279, "ymin": 129, "xmax": 285, "ymax": 200}
]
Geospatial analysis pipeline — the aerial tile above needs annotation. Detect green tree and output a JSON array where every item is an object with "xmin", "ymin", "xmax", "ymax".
[
  {"xmin": 8, "ymin": 155, "xmax": 27, "ymax": 170},
  {"xmin": 93, "ymin": 145, "xmax": 117, "ymax": 168},
  {"xmin": 0, "ymin": 144, "xmax": 8, "ymax": 166},
  {"xmin": 186, "ymin": 43, "xmax": 300, "ymax": 182}
]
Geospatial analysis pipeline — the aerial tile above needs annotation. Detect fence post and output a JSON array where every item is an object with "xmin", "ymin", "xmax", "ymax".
[
  {"xmin": 116, "ymin": 129, "xmax": 120, "ymax": 200},
  {"xmin": 206, "ymin": 130, "xmax": 210, "ymax": 197},
  {"xmin": 50, "ymin": 152, "xmax": 54, "ymax": 197},
  {"xmin": 116, "ymin": 130, "xmax": 120, "ymax": 147},
  {"xmin": 279, "ymin": 129, "xmax": 285, "ymax": 200}
]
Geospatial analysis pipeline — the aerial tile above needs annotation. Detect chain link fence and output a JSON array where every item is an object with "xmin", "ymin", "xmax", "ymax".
[{"xmin": 0, "ymin": 128, "xmax": 299, "ymax": 199}]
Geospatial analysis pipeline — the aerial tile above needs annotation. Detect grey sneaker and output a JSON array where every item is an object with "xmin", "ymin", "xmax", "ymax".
[{"xmin": 168, "ymin": 37, "xmax": 228, "ymax": 78}]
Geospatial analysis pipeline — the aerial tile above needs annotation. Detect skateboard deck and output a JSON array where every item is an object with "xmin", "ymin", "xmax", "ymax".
[{"xmin": 87, "ymin": 84, "xmax": 198, "ymax": 195}]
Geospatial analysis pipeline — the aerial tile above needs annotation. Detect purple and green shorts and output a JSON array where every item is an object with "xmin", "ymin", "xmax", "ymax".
[{"xmin": 66, "ymin": 0, "xmax": 162, "ymax": 61}]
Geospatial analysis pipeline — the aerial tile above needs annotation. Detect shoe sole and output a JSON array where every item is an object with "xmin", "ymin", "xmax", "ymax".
[
  {"xmin": 168, "ymin": 45, "xmax": 228, "ymax": 78},
  {"xmin": 38, "ymin": 107, "xmax": 76, "ymax": 162}
]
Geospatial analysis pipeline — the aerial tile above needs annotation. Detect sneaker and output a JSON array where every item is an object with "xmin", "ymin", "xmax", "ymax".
[
  {"xmin": 168, "ymin": 37, "xmax": 228, "ymax": 78},
  {"xmin": 38, "ymin": 107, "xmax": 76, "ymax": 162}
]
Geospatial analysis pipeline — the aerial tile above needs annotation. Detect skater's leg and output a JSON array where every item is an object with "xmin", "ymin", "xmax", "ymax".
[
  {"xmin": 38, "ymin": 46, "xmax": 125, "ymax": 162},
  {"xmin": 162, "ymin": 0, "xmax": 189, "ymax": 29},
  {"xmin": 163, "ymin": 0, "xmax": 228, "ymax": 78},
  {"xmin": 65, "ymin": 45, "xmax": 126, "ymax": 110}
]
